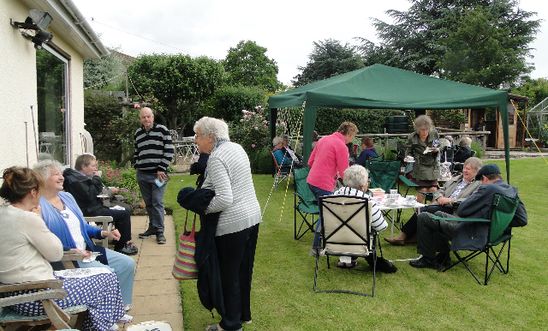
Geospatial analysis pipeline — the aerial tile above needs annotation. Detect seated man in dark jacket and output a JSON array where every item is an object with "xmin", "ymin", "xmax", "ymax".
[
  {"xmin": 63, "ymin": 154, "xmax": 137, "ymax": 255},
  {"xmin": 410, "ymin": 164, "xmax": 527, "ymax": 270}
]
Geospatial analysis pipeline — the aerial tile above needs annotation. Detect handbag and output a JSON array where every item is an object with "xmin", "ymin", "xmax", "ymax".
[{"xmin": 172, "ymin": 211, "xmax": 198, "ymax": 280}]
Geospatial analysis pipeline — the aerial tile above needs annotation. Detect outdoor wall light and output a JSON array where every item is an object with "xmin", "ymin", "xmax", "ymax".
[{"xmin": 11, "ymin": 9, "xmax": 53, "ymax": 49}]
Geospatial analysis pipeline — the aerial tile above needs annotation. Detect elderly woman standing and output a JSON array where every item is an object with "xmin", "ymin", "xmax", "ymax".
[
  {"xmin": 406, "ymin": 115, "xmax": 440, "ymax": 203},
  {"xmin": 33, "ymin": 160, "xmax": 136, "ymax": 311},
  {"xmin": 194, "ymin": 117, "xmax": 261, "ymax": 331},
  {"xmin": 0, "ymin": 167, "xmax": 125, "ymax": 330}
]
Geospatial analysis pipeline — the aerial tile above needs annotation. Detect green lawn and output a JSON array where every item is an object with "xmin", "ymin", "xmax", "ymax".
[{"xmin": 164, "ymin": 158, "xmax": 548, "ymax": 330}]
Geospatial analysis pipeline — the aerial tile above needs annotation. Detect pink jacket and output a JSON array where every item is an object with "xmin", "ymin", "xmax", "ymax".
[{"xmin": 307, "ymin": 132, "xmax": 349, "ymax": 192}]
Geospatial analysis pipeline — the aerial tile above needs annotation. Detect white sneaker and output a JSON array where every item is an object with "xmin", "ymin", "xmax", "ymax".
[
  {"xmin": 124, "ymin": 304, "xmax": 133, "ymax": 312},
  {"xmin": 109, "ymin": 324, "xmax": 119, "ymax": 331},
  {"xmin": 118, "ymin": 314, "xmax": 133, "ymax": 324}
]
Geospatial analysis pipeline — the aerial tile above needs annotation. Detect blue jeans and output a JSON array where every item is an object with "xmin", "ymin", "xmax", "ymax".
[
  {"xmin": 308, "ymin": 184, "xmax": 333, "ymax": 249},
  {"xmin": 137, "ymin": 170, "xmax": 167, "ymax": 233},
  {"xmin": 78, "ymin": 248, "xmax": 136, "ymax": 305}
]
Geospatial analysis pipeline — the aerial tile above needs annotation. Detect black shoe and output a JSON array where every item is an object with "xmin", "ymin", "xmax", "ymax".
[
  {"xmin": 435, "ymin": 253, "xmax": 452, "ymax": 270},
  {"xmin": 116, "ymin": 243, "xmax": 138, "ymax": 255},
  {"xmin": 409, "ymin": 256, "xmax": 440, "ymax": 270},
  {"xmin": 375, "ymin": 257, "xmax": 398, "ymax": 273},
  {"xmin": 138, "ymin": 228, "xmax": 157, "ymax": 239},
  {"xmin": 156, "ymin": 233, "xmax": 166, "ymax": 244}
]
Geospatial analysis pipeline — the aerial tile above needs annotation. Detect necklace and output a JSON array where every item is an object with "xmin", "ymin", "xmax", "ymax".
[{"xmin": 48, "ymin": 196, "xmax": 68, "ymax": 218}]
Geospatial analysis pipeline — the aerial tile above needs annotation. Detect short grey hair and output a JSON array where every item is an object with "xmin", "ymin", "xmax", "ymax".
[
  {"xmin": 193, "ymin": 117, "xmax": 230, "ymax": 142},
  {"xmin": 414, "ymin": 115, "xmax": 433, "ymax": 131},
  {"xmin": 464, "ymin": 156, "xmax": 482, "ymax": 171},
  {"xmin": 343, "ymin": 165, "xmax": 369, "ymax": 190},
  {"xmin": 272, "ymin": 136, "xmax": 283, "ymax": 146},
  {"xmin": 459, "ymin": 136, "xmax": 472, "ymax": 147},
  {"xmin": 33, "ymin": 159, "xmax": 64, "ymax": 181}
]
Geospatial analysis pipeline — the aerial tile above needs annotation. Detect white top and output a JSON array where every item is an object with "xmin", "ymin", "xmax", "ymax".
[
  {"xmin": 0, "ymin": 200, "xmax": 63, "ymax": 283},
  {"xmin": 61, "ymin": 207, "xmax": 86, "ymax": 250},
  {"xmin": 333, "ymin": 187, "xmax": 387, "ymax": 232}
]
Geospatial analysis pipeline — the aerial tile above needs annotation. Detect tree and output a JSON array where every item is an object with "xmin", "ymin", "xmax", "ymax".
[
  {"xmin": 223, "ymin": 40, "xmax": 281, "ymax": 93},
  {"xmin": 84, "ymin": 51, "xmax": 126, "ymax": 90},
  {"xmin": 84, "ymin": 91, "xmax": 139, "ymax": 164},
  {"xmin": 512, "ymin": 78, "xmax": 548, "ymax": 108},
  {"xmin": 207, "ymin": 85, "xmax": 267, "ymax": 123},
  {"xmin": 360, "ymin": 0, "xmax": 540, "ymax": 87},
  {"xmin": 127, "ymin": 54, "xmax": 225, "ymax": 132},
  {"xmin": 292, "ymin": 39, "xmax": 364, "ymax": 86}
]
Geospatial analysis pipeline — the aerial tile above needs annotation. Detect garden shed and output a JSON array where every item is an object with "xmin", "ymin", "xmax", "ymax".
[{"xmin": 268, "ymin": 64, "xmax": 513, "ymax": 180}]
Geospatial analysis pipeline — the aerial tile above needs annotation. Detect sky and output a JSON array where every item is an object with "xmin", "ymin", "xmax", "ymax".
[{"xmin": 72, "ymin": 0, "xmax": 548, "ymax": 85}]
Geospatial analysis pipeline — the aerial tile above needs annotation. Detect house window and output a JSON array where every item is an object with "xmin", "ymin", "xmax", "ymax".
[{"xmin": 36, "ymin": 46, "xmax": 69, "ymax": 164}]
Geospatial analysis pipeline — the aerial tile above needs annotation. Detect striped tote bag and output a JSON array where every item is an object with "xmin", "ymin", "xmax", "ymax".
[{"xmin": 172, "ymin": 214, "xmax": 198, "ymax": 280}]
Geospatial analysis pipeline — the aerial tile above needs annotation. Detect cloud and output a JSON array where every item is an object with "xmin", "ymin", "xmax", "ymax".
[{"xmin": 72, "ymin": 0, "xmax": 548, "ymax": 84}]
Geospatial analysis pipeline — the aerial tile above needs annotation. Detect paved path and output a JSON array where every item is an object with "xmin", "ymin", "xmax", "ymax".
[{"xmin": 128, "ymin": 215, "xmax": 183, "ymax": 330}]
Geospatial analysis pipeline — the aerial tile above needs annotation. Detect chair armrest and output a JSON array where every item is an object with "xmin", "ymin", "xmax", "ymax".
[
  {"xmin": 399, "ymin": 175, "xmax": 418, "ymax": 187},
  {"xmin": 61, "ymin": 251, "xmax": 84, "ymax": 262},
  {"xmin": 85, "ymin": 216, "xmax": 113, "ymax": 231},
  {"xmin": 0, "ymin": 288, "xmax": 67, "ymax": 307},
  {"xmin": 0, "ymin": 279, "xmax": 64, "ymax": 294},
  {"xmin": 431, "ymin": 215, "xmax": 490, "ymax": 223}
]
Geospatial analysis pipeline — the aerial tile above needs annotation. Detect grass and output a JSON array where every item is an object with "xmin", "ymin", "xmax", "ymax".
[{"xmin": 164, "ymin": 158, "xmax": 548, "ymax": 330}]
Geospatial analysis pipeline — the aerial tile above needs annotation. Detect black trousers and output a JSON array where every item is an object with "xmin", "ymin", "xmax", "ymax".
[
  {"xmin": 215, "ymin": 224, "xmax": 260, "ymax": 331},
  {"xmin": 88, "ymin": 206, "xmax": 132, "ymax": 250},
  {"xmin": 416, "ymin": 211, "xmax": 459, "ymax": 259},
  {"xmin": 402, "ymin": 204, "xmax": 454, "ymax": 238}
]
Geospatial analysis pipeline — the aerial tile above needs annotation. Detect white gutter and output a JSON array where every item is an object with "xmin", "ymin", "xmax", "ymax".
[{"xmin": 49, "ymin": 0, "xmax": 109, "ymax": 58}]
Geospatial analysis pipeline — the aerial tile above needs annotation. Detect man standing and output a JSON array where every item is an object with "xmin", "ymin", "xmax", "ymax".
[
  {"xmin": 134, "ymin": 107, "xmax": 174, "ymax": 244},
  {"xmin": 410, "ymin": 164, "xmax": 527, "ymax": 269}
]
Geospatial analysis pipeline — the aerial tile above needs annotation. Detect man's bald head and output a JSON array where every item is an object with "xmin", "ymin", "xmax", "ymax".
[{"xmin": 139, "ymin": 107, "xmax": 154, "ymax": 130}]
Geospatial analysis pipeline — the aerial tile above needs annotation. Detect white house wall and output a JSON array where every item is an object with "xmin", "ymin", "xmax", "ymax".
[
  {"xmin": 0, "ymin": 0, "xmax": 87, "ymax": 173},
  {"xmin": 0, "ymin": 1, "xmax": 39, "ymax": 170}
]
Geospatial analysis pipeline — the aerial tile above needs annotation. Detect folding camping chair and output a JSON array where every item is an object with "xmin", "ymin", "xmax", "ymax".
[
  {"xmin": 313, "ymin": 195, "xmax": 377, "ymax": 297},
  {"xmin": 366, "ymin": 160, "xmax": 401, "ymax": 193},
  {"xmin": 431, "ymin": 193, "xmax": 519, "ymax": 285},
  {"xmin": 292, "ymin": 167, "xmax": 319, "ymax": 240},
  {"xmin": 271, "ymin": 151, "xmax": 291, "ymax": 189}
]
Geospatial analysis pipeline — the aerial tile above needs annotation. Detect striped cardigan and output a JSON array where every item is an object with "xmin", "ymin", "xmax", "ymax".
[
  {"xmin": 202, "ymin": 141, "xmax": 262, "ymax": 236},
  {"xmin": 133, "ymin": 123, "xmax": 174, "ymax": 172},
  {"xmin": 333, "ymin": 186, "xmax": 387, "ymax": 232}
]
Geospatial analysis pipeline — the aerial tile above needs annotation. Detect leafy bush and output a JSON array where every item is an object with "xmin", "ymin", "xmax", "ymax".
[
  {"xmin": 315, "ymin": 108, "xmax": 406, "ymax": 134},
  {"xmin": 471, "ymin": 140, "xmax": 484, "ymax": 158},
  {"xmin": 207, "ymin": 85, "xmax": 267, "ymax": 123},
  {"xmin": 84, "ymin": 91, "xmax": 140, "ymax": 165},
  {"xmin": 98, "ymin": 161, "xmax": 142, "ymax": 209},
  {"xmin": 429, "ymin": 109, "xmax": 466, "ymax": 128}
]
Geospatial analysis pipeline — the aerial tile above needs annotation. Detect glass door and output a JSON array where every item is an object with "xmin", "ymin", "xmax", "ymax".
[{"xmin": 36, "ymin": 47, "xmax": 69, "ymax": 164}]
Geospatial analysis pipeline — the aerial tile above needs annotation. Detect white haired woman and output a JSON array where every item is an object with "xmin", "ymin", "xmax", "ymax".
[
  {"xmin": 405, "ymin": 115, "xmax": 440, "ymax": 202},
  {"xmin": 194, "ymin": 117, "xmax": 261, "ymax": 331},
  {"xmin": 333, "ymin": 165, "xmax": 397, "ymax": 273},
  {"xmin": 33, "ymin": 160, "xmax": 136, "ymax": 312}
]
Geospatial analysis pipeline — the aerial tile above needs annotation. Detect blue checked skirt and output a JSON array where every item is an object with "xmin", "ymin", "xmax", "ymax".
[{"xmin": 9, "ymin": 272, "xmax": 124, "ymax": 331}]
